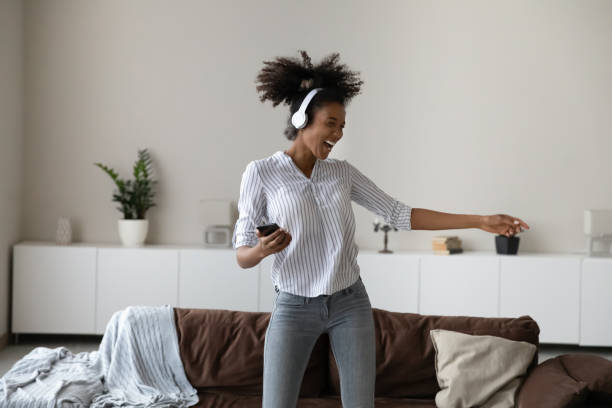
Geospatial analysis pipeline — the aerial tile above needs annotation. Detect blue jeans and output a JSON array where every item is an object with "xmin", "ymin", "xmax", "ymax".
[{"xmin": 262, "ymin": 276, "xmax": 376, "ymax": 408}]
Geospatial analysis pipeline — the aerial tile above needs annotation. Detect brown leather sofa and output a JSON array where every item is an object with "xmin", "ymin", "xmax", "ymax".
[{"xmin": 173, "ymin": 307, "xmax": 612, "ymax": 407}]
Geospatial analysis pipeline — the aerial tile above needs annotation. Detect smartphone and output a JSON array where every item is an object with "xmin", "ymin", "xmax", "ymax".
[{"xmin": 256, "ymin": 223, "xmax": 280, "ymax": 236}]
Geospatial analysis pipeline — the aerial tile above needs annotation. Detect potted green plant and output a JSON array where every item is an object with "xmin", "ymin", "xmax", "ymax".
[{"xmin": 94, "ymin": 148, "xmax": 157, "ymax": 246}]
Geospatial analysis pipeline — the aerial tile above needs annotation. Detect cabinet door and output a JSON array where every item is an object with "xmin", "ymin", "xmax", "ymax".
[
  {"xmin": 96, "ymin": 248, "xmax": 178, "ymax": 334},
  {"xmin": 356, "ymin": 252, "xmax": 419, "ymax": 313},
  {"xmin": 258, "ymin": 255, "xmax": 276, "ymax": 312},
  {"xmin": 12, "ymin": 244, "xmax": 96, "ymax": 334},
  {"xmin": 420, "ymin": 255, "xmax": 499, "ymax": 318},
  {"xmin": 179, "ymin": 249, "xmax": 259, "ymax": 312},
  {"xmin": 500, "ymin": 256, "xmax": 580, "ymax": 344},
  {"xmin": 580, "ymin": 258, "xmax": 612, "ymax": 346}
]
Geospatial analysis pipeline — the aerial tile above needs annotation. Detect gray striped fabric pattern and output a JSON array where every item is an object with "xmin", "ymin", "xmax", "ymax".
[
  {"xmin": 0, "ymin": 346, "xmax": 103, "ymax": 407},
  {"xmin": 0, "ymin": 305, "xmax": 198, "ymax": 408},
  {"xmin": 232, "ymin": 150, "xmax": 412, "ymax": 297}
]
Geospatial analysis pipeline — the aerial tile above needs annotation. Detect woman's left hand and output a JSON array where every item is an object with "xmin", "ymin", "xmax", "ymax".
[{"xmin": 480, "ymin": 214, "xmax": 530, "ymax": 237}]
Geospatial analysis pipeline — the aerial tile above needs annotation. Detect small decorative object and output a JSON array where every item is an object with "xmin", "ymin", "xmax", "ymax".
[
  {"xmin": 432, "ymin": 236, "xmax": 463, "ymax": 255},
  {"xmin": 198, "ymin": 199, "xmax": 237, "ymax": 247},
  {"xmin": 584, "ymin": 209, "xmax": 612, "ymax": 257},
  {"xmin": 94, "ymin": 149, "xmax": 157, "ymax": 247},
  {"xmin": 55, "ymin": 216, "xmax": 73, "ymax": 245},
  {"xmin": 495, "ymin": 235, "xmax": 520, "ymax": 255},
  {"xmin": 204, "ymin": 225, "xmax": 232, "ymax": 248},
  {"xmin": 373, "ymin": 218, "xmax": 398, "ymax": 254}
]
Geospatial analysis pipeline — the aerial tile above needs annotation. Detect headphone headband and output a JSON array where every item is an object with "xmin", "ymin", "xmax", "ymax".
[{"xmin": 299, "ymin": 88, "xmax": 323, "ymax": 111}]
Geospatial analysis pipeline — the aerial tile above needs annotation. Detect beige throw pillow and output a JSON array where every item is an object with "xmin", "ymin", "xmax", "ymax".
[{"xmin": 430, "ymin": 329, "xmax": 537, "ymax": 408}]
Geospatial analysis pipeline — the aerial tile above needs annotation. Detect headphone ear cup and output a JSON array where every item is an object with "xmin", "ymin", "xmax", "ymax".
[
  {"xmin": 291, "ymin": 111, "xmax": 300, "ymax": 128},
  {"xmin": 299, "ymin": 112, "xmax": 308, "ymax": 129},
  {"xmin": 292, "ymin": 111, "xmax": 307, "ymax": 129}
]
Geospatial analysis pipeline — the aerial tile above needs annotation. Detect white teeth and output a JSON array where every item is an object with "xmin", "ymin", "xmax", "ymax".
[{"xmin": 325, "ymin": 140, "xmax": 336, "ymax": 146}]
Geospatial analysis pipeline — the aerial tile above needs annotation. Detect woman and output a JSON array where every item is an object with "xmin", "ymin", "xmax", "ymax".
[{"xmin": 232, "ymin": 50, "xmax": 530, "ymax": 408}]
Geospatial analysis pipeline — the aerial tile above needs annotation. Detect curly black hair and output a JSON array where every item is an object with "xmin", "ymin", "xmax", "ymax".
[{"xmin": 255, "ymin": 50, "xmax": 364, "ymax": 140}]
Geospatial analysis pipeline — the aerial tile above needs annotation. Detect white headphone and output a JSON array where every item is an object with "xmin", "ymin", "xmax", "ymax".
[{"xmin": 291, "ymin": 87, "xmax": 324, "ymax": 129}]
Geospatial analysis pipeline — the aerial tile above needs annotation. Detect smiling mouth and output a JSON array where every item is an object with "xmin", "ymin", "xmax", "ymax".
[{"xmin": 324, "ymin": 141, "xmax": 335, "ymax": 150}]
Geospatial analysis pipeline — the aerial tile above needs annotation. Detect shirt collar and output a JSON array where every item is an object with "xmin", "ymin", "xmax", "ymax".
[{"xmin": 275, "ymin": 150, "xmax": 321, "ymax": 181}]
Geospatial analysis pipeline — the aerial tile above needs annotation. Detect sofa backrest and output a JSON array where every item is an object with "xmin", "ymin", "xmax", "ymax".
[
  {"xmin": 325, "ymin": 308, "xmax": 540, "ymax": 398},
  {"xmin": 173, "ymin": 307, "xmax": 329, "ymax": 397},
  {"xmin": 173, "ymin": 307, "xmax": 539, "ymax": 399}
]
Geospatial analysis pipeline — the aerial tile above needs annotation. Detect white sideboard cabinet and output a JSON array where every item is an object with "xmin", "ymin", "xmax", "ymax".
[
  {"xmin": 13, "ymin": 244, "xmax": 96, "ymax": 334},
  {"xmin": 357, "ymin": 252, "xmax": 419, "ymax": 313},
  {"xmin": 500, "ymin": 255, "xmax": 581, "ymax": 344},
  {"xmin": 258, "ymin": 255, "xmax": 276, "ymax": 312},
  {"xmin": 179, "ymin": 249, "xmax": 259, "ymax": 312},
  {"xmin": 96, "ymin": 247, "xmax": 180, "ymax": 334},
  {"xmin": 11, "ymin": 241, "xmax": 612, "ymax": 346},
  {"xmin": 420, "ymin": 254, "xmax": 499, "ymax": 318},
  {"xmin": 580, "ymin": 257, "xmax": 612, "ymax": 346}
]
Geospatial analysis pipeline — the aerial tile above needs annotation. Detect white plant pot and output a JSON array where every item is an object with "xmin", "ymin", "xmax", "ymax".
[{"xmin": 118, "ymin": 219, "xmax": 149, "ymax": 247}]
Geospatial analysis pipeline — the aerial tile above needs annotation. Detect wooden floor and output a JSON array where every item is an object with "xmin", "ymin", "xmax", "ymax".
[{"xmin": 2, "ymin": 334, "xmax": 612, "ymax": 377}]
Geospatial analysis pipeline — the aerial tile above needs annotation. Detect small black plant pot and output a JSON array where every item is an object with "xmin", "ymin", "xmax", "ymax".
[{"xmin": 495, "ymin": 235, "xmax": 520, "ymax": 255}]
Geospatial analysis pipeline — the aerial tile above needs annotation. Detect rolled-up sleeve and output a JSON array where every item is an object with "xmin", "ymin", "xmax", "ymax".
[
  {"xmin": 346, "ymin": 160, "xmax": 412, "ymax": 230},
  {"xmin": 232, "ymin": 161, "xmax": 267, "ymax": 249}
]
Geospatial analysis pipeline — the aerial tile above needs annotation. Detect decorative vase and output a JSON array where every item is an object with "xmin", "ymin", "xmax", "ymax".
[
  {"xmin": 55, "ymin": 216, "xmax": 72, "ymax": 245},
  {"xmin": 118, "ymin": 219, "xmax": 149, "ymax": 247},
  {"xmin": 495, "ymin": 235, "xmax": 520, "ymax": 255}
]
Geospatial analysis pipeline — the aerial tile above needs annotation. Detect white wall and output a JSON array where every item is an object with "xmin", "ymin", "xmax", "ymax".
[
  {"xmin": 0, "ymin": 0, "xmax": 24, "ymax": 339},
  {"xmin": 21, "ymin": 0, "xmax": 612, "ymax": 255}
]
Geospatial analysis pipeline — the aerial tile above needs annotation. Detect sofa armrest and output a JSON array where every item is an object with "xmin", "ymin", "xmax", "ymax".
[{"xmin": 517, "ymin": 353, "xmax": 612, "ymax": 408}]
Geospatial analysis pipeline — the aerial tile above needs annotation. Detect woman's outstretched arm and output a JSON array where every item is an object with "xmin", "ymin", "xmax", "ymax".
[
  {"xmin": 411, "ymin": 208, "xmax": 530, "ymax": 237},
  {"xmin": 410, "ymin": 209, "xmax": 481, "ymax": 230},
  {"xmin": 345, "ymin": 160, "xmax": 530, "ymax": 237}
]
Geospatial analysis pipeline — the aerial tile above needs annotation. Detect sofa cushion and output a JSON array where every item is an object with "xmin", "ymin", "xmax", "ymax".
[
  {"xmin": 327, "ymin": 309, "xmax": 540, "ymax": 398},
  {"xmin": 430, "ymin": 329, "xmax": 536, "ymax": 408},
  {"xmin": 560, "ymin": 354, "xmax": 612, "ymax": 404},
  {"xmin": 516, "ymin": 353, "xmax": 612, "ymax": 407},
  {"xmin": 174, "ymin": 308, "xmax": 329, "ymax": 397}
]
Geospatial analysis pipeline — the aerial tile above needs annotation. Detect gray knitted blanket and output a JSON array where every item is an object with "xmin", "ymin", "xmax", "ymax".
[{"xmin": 0, "ymin": 305, "xmax": 198, "ymax": 407}]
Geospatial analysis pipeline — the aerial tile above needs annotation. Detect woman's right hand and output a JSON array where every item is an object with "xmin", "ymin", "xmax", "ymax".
[{"xmin": 256, "ymin": 227, "xmax": 292, "ymax": 257}]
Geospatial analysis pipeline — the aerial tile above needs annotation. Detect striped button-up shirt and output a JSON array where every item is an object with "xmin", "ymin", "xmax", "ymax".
[{"xmin": 232, "ymin": 150, "xmax": 412, "ymax": 297}]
